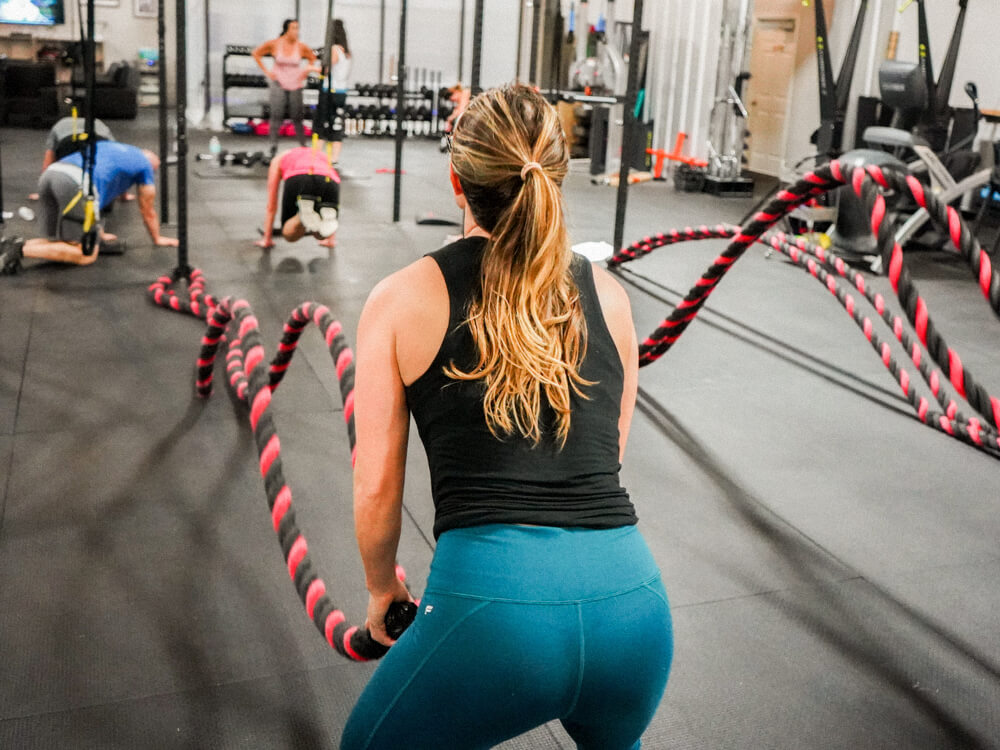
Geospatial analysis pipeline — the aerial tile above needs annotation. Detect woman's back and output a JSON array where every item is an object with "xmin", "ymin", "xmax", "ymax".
[{"xmin": 402, "ymin": 236, "xmax": 636, "ymax": 539}]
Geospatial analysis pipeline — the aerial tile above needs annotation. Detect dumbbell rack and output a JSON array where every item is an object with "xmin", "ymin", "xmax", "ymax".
[
  {"xmin": 222, "ymin": 45, "xmax": 324, "ymax": 129},
  {"xmin": 345, "ymin": 82, "xmax": 444, "ymax": 139}
]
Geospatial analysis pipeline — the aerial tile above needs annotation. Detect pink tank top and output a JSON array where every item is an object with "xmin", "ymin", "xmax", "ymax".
[
  {"xmin": 272, "ymin": 43, "xmax": 304, "ymax": 91},
  {"xmin": 281, "ymin": 147, "xmax": 341, "ymax": 181}
]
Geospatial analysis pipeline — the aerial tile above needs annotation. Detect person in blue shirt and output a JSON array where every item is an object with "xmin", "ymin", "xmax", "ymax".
[{"xmin": 1, "ymin": 141, "xmax": 176, "ymax": 274}]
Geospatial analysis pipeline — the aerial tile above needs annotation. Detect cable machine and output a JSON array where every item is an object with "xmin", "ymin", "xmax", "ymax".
[
  {"xmin": 811, "ymin": 0, "xmax": 869, "ymax": 160},
  {"xmin": 703, "ymin": 0, "xmax": 754, "ymax": 196}
]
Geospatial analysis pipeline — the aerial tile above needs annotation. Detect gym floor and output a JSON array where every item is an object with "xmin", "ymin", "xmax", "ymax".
[{"xmin": 1, "ymin": 112, "xmax": 999, "ymax": 749}]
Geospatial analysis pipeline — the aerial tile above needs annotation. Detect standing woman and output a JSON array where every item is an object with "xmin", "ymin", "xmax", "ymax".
[
  {"xmin": 253, "ymin": 19, "xmax": 319, "ymax": 154},
  {"xmin": 328, "ymin": 19, "xmax": 352, "ymax": 162},
  {"xmin": 343, "ymin": 84, "xmax": 672, "ymax": 748}
]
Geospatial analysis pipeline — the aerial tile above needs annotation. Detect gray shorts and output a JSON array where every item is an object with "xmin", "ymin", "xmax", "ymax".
[{"xmin": 37, "ymin": 163, "xmax": 101, "ymax": 243}]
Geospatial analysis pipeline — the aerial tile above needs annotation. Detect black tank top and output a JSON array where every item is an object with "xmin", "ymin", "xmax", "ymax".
[{"xmin": 405, "ymin": 236, "xmax": 637, "ymax": 539}]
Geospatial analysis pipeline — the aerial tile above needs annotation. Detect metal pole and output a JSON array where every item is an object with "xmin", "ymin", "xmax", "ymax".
[
  {"xmin": 515, "ymin": 0, "xmax": 526, "ymax": 83},
  {"xmin": 470, "ymin": 0, "xmax": 484, "ymax": 94},
  {"xmin": 174, "ymin": 0, "xmax": 190, "ymax": 278},
  {"xmin": 203, "ymin": 0, "xmax": 211, "ymax": 123},
  {"xmin": 158, "ymin": 0, "xmax": 169, "ymax": 223},
  {"xmin": 392, "ymin": 0, "xmax": 407, "ymax": 222},
  {"xmin": 612, "ymin": 0, "xmax": 643, "ymax": 252},
  {"xmin": 0, "ymin": 141, "xmax": 5, "ymax": 229},
  {"xmin": 379, "ymin": 0, "xmax": 386, "ymax": 82},
  {"xmin": 295, "ymin": 0, "xmax": 300, "ymax": 21},
  {"xmin": 458, "ymin": 0, "xmax": 466, "ymax": 83},
  {"xmin": 528, "ymin": 0, "xmax": 541, "ymax": 84}
]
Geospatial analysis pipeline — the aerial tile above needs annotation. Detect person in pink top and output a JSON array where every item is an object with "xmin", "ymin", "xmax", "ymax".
[
  {"xmin": 255, "ymin": 144, "xmax": 340, "ymax": 249},
  {"xmin": 253, "ymin": 20, "xmax": 320, "ymax": 154}
]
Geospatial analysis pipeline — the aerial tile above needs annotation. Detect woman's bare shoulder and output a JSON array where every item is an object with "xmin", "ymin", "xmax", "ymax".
[
  {"xmin": 589, "ymin": 262, "xmax": 633, "ymax": 321},
  {"xmin": 364, "ymin": 256, "xmax": 444, "ymax": 319}
]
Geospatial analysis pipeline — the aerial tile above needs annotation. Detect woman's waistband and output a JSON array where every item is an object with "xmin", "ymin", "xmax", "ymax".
[{"xmin": 427, "ymin": 524, "xmax": 660, "ymax": 603}]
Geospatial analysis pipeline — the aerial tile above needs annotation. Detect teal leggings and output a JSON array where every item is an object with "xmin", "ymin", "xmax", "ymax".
[{"xmin": 341, "ymin": 524, "xmax": 673, "ymax": 749}]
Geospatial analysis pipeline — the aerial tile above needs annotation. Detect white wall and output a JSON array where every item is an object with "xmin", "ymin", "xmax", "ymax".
[
  {"xmin": 0, "ymin": 2, "xmax": 159, "ymax": 71},
  {"xmin": 887, "ymin": 0, "xmax": 996, "ymax": 109}
]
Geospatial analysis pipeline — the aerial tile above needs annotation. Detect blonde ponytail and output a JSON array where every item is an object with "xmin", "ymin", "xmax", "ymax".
[{"xmin": 445, "ymin": 85, "xmax": 592, "ymax": 447}]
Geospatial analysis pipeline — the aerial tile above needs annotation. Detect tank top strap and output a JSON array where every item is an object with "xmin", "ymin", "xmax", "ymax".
[{"xmin": 426, "ymin": 236, "xmax": 487, "ymax": 330}]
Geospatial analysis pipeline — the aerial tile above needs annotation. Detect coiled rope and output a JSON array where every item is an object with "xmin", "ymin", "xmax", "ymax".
[{"xmin": 149, "ymin": 271, "xmax": 410, "ymax": 661}]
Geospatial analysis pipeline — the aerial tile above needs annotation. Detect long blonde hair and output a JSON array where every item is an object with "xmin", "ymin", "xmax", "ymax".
[{"xmin": 446, "ymin": 84, "xmax": 591, "ymax": 447}]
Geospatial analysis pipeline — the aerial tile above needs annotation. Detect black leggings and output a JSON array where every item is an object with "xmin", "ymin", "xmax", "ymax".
[{"xmin": 281, "ymin": 174, "xmax": 340, "ymax": 225}]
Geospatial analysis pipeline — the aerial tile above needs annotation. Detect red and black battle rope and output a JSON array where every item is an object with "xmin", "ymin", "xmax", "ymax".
[
  {"xmin": 761, "ymin": 231, "xmax": 1000, "ymax": 455},
  {"xmin": 765, "ymin": 231, "xmax": 970, "ymax": 424},
  {"xmin": 148, "ymin": 275, "xmax": 415, "ymax": 661},
  {"xmin": 610, "ymin": 161, "xmax": 1000, "ymax": 433}
]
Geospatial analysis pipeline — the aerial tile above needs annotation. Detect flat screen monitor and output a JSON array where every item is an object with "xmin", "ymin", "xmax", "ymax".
[{"xmin": 0, "ymin": 0, "xmax": 65, "ymax": 26}]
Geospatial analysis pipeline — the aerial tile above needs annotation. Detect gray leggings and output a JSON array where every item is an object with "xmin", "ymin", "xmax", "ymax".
[
  {"xmin": 268, "ymin": 82, "xmax": 306, "ymax": 150},
  {"xmin": 37, "ymin": 164, "xmax": 100, "ymax": 242}
]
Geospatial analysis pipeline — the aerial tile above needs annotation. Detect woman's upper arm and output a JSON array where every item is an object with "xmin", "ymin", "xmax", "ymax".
[
  {"xmin": 353, "ymin": 276, "xmax": 411, "ymax": 507},
  {"xmin": 252, "ymin": 40, "xmax": 272, "ymax": 60},
  {"xmin": 591, "ymin": 264, "xmax": 639, "ymax": 463}
]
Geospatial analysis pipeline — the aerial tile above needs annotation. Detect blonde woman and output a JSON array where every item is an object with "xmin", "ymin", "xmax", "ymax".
[{"xmin": 344, "ymin": 84, "xmax": 672, "ymax": 749}]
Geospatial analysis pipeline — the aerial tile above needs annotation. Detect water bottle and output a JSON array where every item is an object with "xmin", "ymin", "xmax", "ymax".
[{"xmin": 209, "ymin": 135, "xmax": 222, "ymax": 156}]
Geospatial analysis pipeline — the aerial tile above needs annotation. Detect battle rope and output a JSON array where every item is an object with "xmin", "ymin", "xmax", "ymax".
[
  {"xmin": 765, "ymin": 231, "xmax": 1000, "ymax": 455},
  {"xmin": 609, "ymin": 161, "xmax": 1000, "ymax": 436},
  {"xmin": 149, "ymin": 272, "xmax": 415, "ymax": 661}
]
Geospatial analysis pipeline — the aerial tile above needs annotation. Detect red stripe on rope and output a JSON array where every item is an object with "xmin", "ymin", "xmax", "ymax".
[
  {"xmin": 893, "ymin": 317, "xmax": 904, "ymax": 340},
  {"xmin": 260, "ymin": 434, "xmax": 281, "ymax": 477},
  {"xmin": 918, "ymin": 398, "xmax": 929, "ymax": 421},
  {"xmin": 866, "ymin": 164, "xmax": 889, "ymax": 189},
  {"xmin": 914, "ymin": 298, "xmax": 929, "ymax": 344},
  {"xmin": 980, "ymin": 251, "xmax": 993, "ymax": 297},
  {"xmin": 939, "ymin": 416, "xmax": 955, "ymax": 435},
  {"xmin": 245, "ymin": 345, "xmax": 266, "ymax": 375},
  {"xmin": 947, "ymin": 206, "xmax": 963, "ymax": 250},
  {"xmin": 851, "ymin": 168, "xmax": 865, "ymax": 196},
  {"xmin": 911, "ymin": 343, "xmax": 922, "ymax": 368},
  {"xmin": 930, "ymin": 370, "xmax": 941, "ymax": 396},
  {"xmin": 947, "ymin": 349, "xmax": 967, "ymax": 397},
  {"xmin": 947, "ymin": 401, "xmax": 958, "ymax": 420},
  {"xmin": 305, "ymin": 579, "xmax": 325, "ymax": 619},
  {"xmin": 888, "ymin": 245, "xmax": 904, "ymax": 291},
  {"xmin": 344, "ymin": 391, "xmax": 355, "ymax": 423},
  {"xmin": 846, "ymin": 296, "xmax": 855, "ymax": 317},
  {"xmin": 272, "ymin": 485, "xmax": 292, "ymax": 532},
  {"xmin": 250, "ymin": 388, "xmax": 272, "ymax": 431},
  {"xmin": 335, "ymin": 349, "xmax": 354, "ymax": 378},
  {"xmin": 863, "ymin": 319, "xmax": 873, "ymax": 341},
  {"xmin": 238, "ymin": 316, "xmax": 259, "ymax": 340},
  {"xmin": 992, "ymin": 397, "xmax": 1000, "ymax": 431},
  {"xmin": 324, "ymin": 610, "xmax": 346, "ymax": 645},
  {"xmin": 830, "ymin": 159, "xmax": 844, "ymax": 182},
  {"xmin": 880, "ymin": 342, "xmax": 891, "ymax": 367},
  {"xmin": 871, "ymin": 194, "xmax": 887, "ymax": 238},
  {"xmin": 900, "ymin": 369, "xmax": 910, "ymax": 396},
  {"xmin": 287, "ymin": 537, "xmax": 307, "ymax": 578},
  {"xmin": 342, "ymin": 627, "xmax": 366, "ymax": 661},
  {"xmin": 906, "ymin": 175, "xmax": 927, "ymax": 208},
  {"xmin": 325, "ymin": 321, "xmax": 343, "ymax": 347}
]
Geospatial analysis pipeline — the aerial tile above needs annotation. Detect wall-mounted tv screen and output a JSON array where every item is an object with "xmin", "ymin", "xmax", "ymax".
[{"xmin": 0, "ymin": 0, "xmax": 65, "ymax": 26}]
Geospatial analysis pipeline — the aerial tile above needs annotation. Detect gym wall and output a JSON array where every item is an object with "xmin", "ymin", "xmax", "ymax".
[
  {"xmin": 886, "ymin": 0, "xmax": 997, "ymax": 113},
  {"xmin": 0, "ymin": 2, "xmax": 160, "ymax": 77}
]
